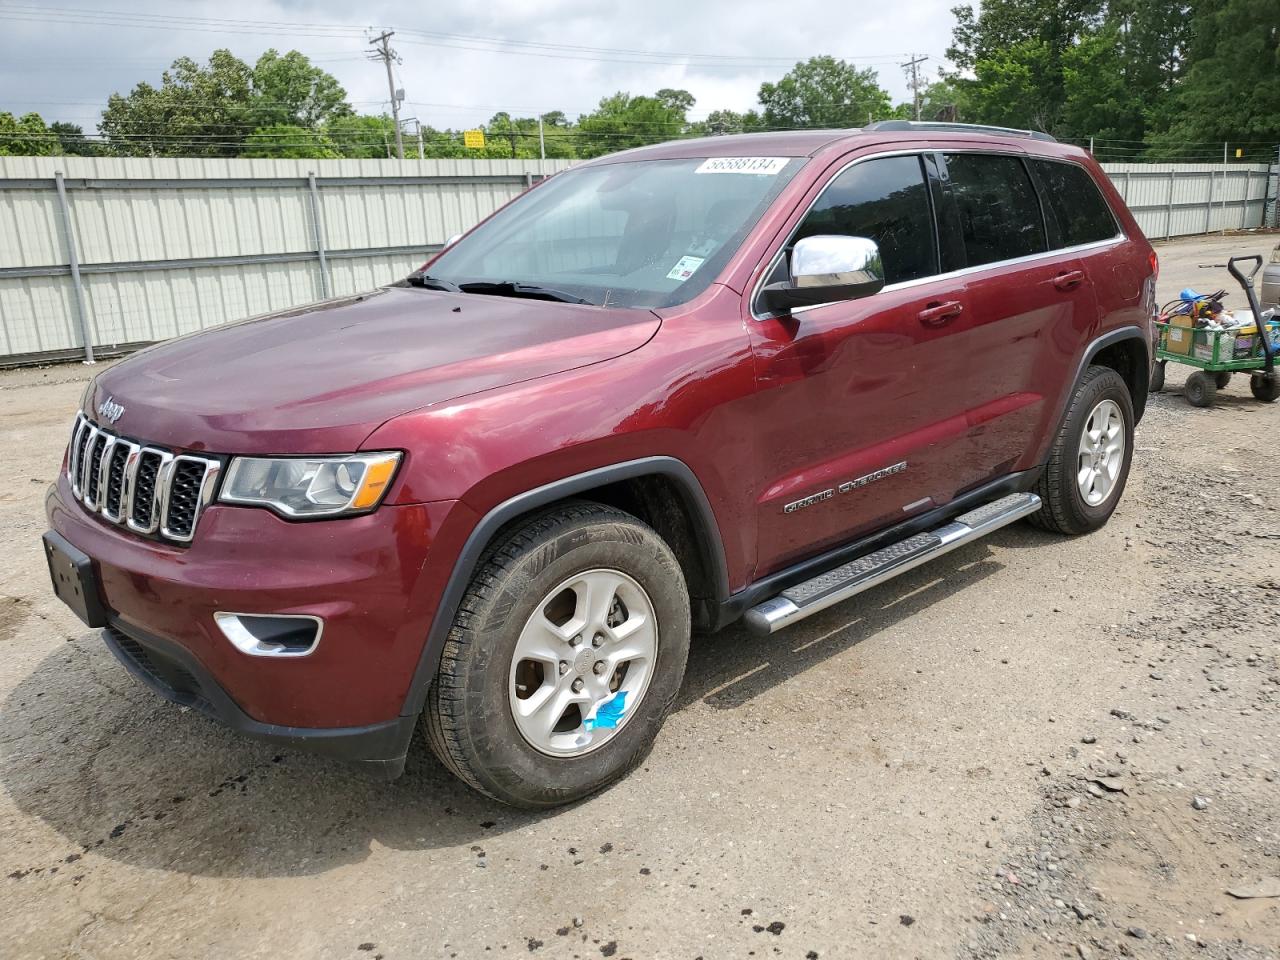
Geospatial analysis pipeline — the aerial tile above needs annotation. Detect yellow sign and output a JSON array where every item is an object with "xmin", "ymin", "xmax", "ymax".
[{"xmin": 463, "ymin": 129, "xmax": 485, "ymax": 149}]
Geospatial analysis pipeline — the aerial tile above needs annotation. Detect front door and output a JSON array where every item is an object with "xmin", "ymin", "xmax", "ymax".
[{"xmin": 748, "ymin": 152, "xmax": 976, "ymax": 576}]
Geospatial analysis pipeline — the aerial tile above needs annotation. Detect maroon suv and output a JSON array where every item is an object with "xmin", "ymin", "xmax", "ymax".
[{"xmin": 45, "ymin": 122, "xmax": 1157, "ymax": 807}]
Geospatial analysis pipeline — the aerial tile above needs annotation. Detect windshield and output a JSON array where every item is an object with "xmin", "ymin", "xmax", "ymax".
[{"xmin": 422, "ymin": 157, "xmax": 803, "ymax": 309}]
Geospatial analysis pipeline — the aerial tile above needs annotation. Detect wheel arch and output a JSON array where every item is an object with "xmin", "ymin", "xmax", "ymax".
[
  {"xmin": 1082, "ymin": 327, "xmax": 1152, "ymax": 424},
  {"xmin": 399, "ymin": 456, "xmax": 728, "ymax": 717}
]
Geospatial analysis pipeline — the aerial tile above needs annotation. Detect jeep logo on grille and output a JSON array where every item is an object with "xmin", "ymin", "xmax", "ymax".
[{"xmin": 97, "ymin": 396, "xmax": 125, "ymax": 424}]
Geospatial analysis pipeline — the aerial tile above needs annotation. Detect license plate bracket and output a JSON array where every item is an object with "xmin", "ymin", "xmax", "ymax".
[{"xmin": 43, "ymin": 531, "xmax": 108, "ymax": 628}]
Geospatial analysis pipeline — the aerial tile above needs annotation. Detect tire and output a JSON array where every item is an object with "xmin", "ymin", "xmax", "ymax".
[
  {"xmin": 1149, "ymin": 361, "xmax": 1165, "ymax": 393},
  {"xmin": 1251, "ymin": 372, "xmax": 1280, "ymax": 403},
  {"xmin": 1030, "ymin": 365, "xmax": 1134, "ymax": 536},
  {"xmin": 1214, "ymin": 371, "xmax": 1232, "ymax": 389},
  {"xmin": 1184, "ymin": 370, "xmax": 1217, "ymax": 408},
  {"xmin": 423, "ymin": 502, "xmax": 691, "ymax": 808}
]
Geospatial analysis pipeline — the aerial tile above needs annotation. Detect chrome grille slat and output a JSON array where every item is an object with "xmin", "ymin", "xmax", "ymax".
[{"xmin": 63, "ymin": 411, "xmax": 218, "ymax": 544}]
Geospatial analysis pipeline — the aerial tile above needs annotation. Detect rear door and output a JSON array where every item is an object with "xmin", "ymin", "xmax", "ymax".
[
  {"xmin": 933, "ymin": 150, "xmax": 1101, "ymax": 482},
  {"xmin": 747, "ymin": 152, "xmax": 979, "ymax": 575}
]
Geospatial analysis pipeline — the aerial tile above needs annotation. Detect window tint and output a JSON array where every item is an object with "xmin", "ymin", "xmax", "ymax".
[
  {"xmin": 943, "ymin": 153, "xmax": 1047, "ymax": 267},
  {"xmin": 792, "ymin": 155, "xmax": 937, "ymax": 285},
  {"xmin": 1030, "ymin": 159, "xmax": 1119, "ymax": 247}
]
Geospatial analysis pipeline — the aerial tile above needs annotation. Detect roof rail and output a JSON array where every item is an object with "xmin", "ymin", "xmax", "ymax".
[{"xmin": 864, "ymin": 120, "xmax": 1057, "ymax": 143}]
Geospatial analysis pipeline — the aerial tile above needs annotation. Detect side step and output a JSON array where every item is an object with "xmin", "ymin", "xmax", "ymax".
[{"xmin": 744, "ymin": 492, "xmax": 1041, "ymax": 635}]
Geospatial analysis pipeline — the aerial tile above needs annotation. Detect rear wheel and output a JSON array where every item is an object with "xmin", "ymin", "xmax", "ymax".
[
  {"xmin": 423, "ymin": 502, "xmax": 690, "ymax": 808},
  {"xmin": 1251, "ymin": 372, "xmax": 1280, "ymax": 402},
  {"xmin": 1214, "ymin": 371, "xmax": 1232, "ymax": 389},
  {"xmin": 1030, "ymin": 365, "xmax": 1134, "ymax": 535},
  {"xmin": 1184, "ymin": 371, "xmax": 1217, "ymax": 408}
]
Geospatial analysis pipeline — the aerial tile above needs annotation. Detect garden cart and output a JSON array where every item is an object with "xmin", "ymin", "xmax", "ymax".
[{"xmin": 1152, "ymin": 255, "xmax": 1280, "ymax": 408}]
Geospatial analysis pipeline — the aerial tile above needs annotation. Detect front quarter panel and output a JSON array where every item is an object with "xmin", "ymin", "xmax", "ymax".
[{"xmin": 362, "ymin": 285, "xmax": 760, "ymax": 593}]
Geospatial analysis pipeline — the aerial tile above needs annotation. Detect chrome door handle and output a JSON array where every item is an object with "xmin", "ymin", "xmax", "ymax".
[{"xmin": 918, "ymin": 300, "xmax": 964, "ymax": 326}]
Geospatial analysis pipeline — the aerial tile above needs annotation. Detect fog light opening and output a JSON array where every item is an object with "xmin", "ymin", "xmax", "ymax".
[{"xmin": 214, "ymin": 612, "xmax": 322, "ymax": 658}]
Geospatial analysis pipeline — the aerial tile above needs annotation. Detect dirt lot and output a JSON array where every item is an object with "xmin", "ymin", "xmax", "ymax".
[{"xmin": 1, "ymin": 233, "xmax": 1277, "ymax": 960}]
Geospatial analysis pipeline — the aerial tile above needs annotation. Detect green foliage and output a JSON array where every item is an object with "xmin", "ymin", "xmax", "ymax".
[
  {"xmin": 1149, "ymin": 0, "xmax": 1280, "ymax": 156},
  {"xmin": 100, "ymin": 49, "xmax": 254, "ymax": 156},
  {"xmin": 1, "ymin": 19, "xmax": 1269, "ymax": 164},
  {"xmin": 758, "ymin": 56, "xmax": 893, "ymax": 128},
  {"xmin": 576, "ymin": 91, "xmax": 694, "ymax": 158},
  {"xmin": 99, "ymin": 48, "xmax": 351, "ymax": 157},
  {"xmin": 249, "ymin": 50, "xmax": 352, "ymax": 130},
  {"xmin": 324, "ymin": 114, "xmax": 399, "ymax": 158},
  {"xmin": 944, "ymin": 0, "xmax": 1229, "ymax": 155},
  {"xmin": 49, "ymin": 122, "xmax": 101, "ymax": 156},
  {"xmin": 687, "ymin": 108, "xmax": 764, "ymax": 137},
  {"xmin": 0, "ymin": 111, "xmax": 56, "ymax": 155},
  {"xmin": 240, "ymin": 124, "xmax": 339, "ymax": 159}
]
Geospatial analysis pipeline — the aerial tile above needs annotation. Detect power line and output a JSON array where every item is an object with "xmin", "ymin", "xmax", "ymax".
[{"xmin": 0, "ymin": 2, "xmax": 915, "ymax": 68}]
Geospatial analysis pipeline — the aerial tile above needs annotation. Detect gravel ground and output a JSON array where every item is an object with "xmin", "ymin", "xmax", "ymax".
[{"xmin": 1, "ymin": 232, "xmax": 1277, "ymax": 959}]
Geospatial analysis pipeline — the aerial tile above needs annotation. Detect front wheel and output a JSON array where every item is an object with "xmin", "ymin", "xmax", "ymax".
[
  {"xmin": 1184, "ymin": 370, "xmax": 1217, "ymax": 408},
  {"xmin": 423, "ymin": 502, "xmax": 690, "ymax": 808},
  {"xmin": 1030, "ymin": 365, "xmax": 1134, "ymax": 535},
  {"xmin": 1214, "ymin": 371, "xmax": 1232, "ymax": 389}
]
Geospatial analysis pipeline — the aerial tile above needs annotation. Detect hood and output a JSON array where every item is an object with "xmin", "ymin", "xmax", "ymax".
[{"xmin": 87, "ymin": 287, "xmax": 660, "ymax": 454}]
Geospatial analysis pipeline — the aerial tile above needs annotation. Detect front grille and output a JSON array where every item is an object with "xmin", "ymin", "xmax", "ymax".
[{"xmin": 65, "ymin": 413, "xmax": 221, "ymax": 544}]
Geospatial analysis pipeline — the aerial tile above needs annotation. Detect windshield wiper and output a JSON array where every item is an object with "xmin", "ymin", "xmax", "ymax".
[
  {"xmin": 404, "ymin": 270, "xmax": 460, "ymax": 292},
  {"xmin": 458, "ymin": 280, "xmax": 592, "ymax": 305}
]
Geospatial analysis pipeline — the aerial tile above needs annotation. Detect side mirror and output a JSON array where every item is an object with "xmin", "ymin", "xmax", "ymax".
[{"xmin": 761, "ymin": 235, "xmax": 885, "ymax": 313}]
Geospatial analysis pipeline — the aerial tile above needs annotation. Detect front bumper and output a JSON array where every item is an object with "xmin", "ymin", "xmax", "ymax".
[
  {"xmin": 104, "ymin": 619, "xmax": 415, "ymax": 776},
  {"xmin": 47, "ymin": 473, "xmax": 459, "ymax": 751}
]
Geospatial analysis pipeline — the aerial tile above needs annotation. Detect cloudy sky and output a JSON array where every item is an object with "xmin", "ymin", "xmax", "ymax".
[{"xmin": 0, "ymin": 0, "xmax": 958, "ymax": 133}]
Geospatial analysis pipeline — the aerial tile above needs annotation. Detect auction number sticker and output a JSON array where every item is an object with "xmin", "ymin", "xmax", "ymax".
[{"xmin": 694, "ymin": 157, "xmax": 788, "ymax": 175}]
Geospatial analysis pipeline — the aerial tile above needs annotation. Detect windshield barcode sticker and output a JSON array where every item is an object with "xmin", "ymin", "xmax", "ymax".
[
  {"xmin": 695, "ymin": 157, "xmax": 788, "ymax": 175},
  {"xmin": 666, "ymin": 256, "xmax": 705, "ymax": 281}
]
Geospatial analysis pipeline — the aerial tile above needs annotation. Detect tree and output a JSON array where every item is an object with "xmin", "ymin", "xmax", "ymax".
[
  {"xmin": 248, "ymin": 50, "xmax": 352, "ymax": 130},
  {"xmin": 0, "ymin": 111, "xmax": 55, "ymax": 155},
  {"xmin": 1149, "ymin": 0, "xmax": 1280, "ymax": 158},
  {"xmin": 240, "ymin": 124, "xmax": 338, "ymax": 159},
  {"xmin": 688, "ymin": 109, "xmax": 763, "ymax": 137},
  {"xmin": 946, "ymin": 0, "xmax": 1102, "ymax": 132},
  {"xmin": 325, "ymin": 114, "xmax": 398, "ymax": 158},
  {"xmin": 915, "ymin": 74, "xmax": 969, "ymax": 122},
  {"xmin": 49, "ymin": 121, "xmax": 100, "ymax": 156},
  {"xmin": 100, "ymin": 49, "xmax": 254, "ymax": 156},
  {"xmin": 757, "ymin": 57, "xmax": 893, "ymax": 128},
  {"xmin": 99, "ymin": 48, "xmax": 353, "ymax": 157},
  {"xmin": 576, "ymin": 91, "xmax": 693, "ymax": 158}
]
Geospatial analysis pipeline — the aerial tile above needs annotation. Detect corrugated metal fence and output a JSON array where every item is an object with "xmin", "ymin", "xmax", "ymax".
[
  {"xmin": 1102, "ymin": 161, "xmax": 1274, "ymax": 240},
  {"xmin": 0, "ymin": 155, "xmax": 1274, "ymax": 366},
  {"xmin": 0, "ymin": 156, "xmax": 571, "ymax": 365}
]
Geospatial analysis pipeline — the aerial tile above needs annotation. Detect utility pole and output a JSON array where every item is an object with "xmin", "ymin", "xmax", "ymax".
[
  {"xmin": 901, "ymin": 54, "xmax": 929, "ymax": 121},
  {"xmin": 369, "ymin": 30, "xmax": 404, "ymax": 160},
  {"xmin": 538, "ymin": 116, "xmax": 546, "ymax": 160}
]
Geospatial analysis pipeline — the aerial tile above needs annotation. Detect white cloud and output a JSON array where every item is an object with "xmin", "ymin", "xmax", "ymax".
[{"xmin": 0, "ymin": 0, "xmax": 958, "ymax": 131}]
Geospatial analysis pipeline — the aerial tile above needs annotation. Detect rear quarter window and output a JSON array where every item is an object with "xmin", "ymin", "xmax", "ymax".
[{"xmin": 1029, "ymin": 159, "xmax": 1121, "ymax": 248}]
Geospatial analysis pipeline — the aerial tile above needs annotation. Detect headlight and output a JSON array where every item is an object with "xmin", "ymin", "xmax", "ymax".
[{"xmin": 219, "ymin": 452, "xmax": 401, "ymax": 518}]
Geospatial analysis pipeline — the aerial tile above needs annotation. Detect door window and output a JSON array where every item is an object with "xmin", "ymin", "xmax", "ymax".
[
  {"xmin": 789, "ymin": 155, "xmax": 938, "ymax": 285},
  {"xmin": 1028, "ymin": 159, "xmax": 1120, "ymax": 247},
  {"xmin": 943, "ymin": 153, "xmax": 1047, "ymax": 267}
]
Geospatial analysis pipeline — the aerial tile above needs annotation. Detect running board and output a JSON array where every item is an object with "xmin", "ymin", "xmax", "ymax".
[{"xmin": 744, "ymin": 492, "xmax": 1042, "ymax": 635}]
